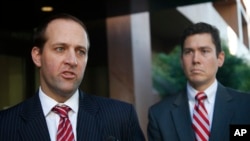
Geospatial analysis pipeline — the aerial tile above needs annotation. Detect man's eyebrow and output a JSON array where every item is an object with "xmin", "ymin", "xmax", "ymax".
[
  {"xmin": 199, "ymin": 46, "xmax": 213, "ymax": 49},
  {"xmin": 77, "ymin": 45, "xmax": 87, "ymax": 50}
]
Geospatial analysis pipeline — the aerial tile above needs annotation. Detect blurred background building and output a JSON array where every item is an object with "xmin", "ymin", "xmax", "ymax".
[{"xmin": 0, "ymin": 0, "xmax": 249, "ymax": 138}]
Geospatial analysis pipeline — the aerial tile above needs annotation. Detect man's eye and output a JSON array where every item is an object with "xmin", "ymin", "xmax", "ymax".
[
  {"xmin": 77, "ymin": 50, "xmax": 86, "ymax": 56},
  {"xmin": 183, "ymin": 50, "xmax": 192, "ymax": 55},
  {"xmin": 56, "ymin": 47, "xmax": 64, "ymax": 52},
  {"xmin": 202, "ymin": 50, "xmax": 209, "ymax": 54}
]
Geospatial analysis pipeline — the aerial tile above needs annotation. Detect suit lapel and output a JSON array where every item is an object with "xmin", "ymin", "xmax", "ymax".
[
  {"xmin": 209, "ymin": 83, "xmax": 233, "ymax": 141},
  {"xmin": 19, "ymin": 93, "xmax": 50, "ymax": 140},
  {"xmin": 76, "ymin": 91, "xmax": 102, "ymax": 140},
  {"xmin": 171, "ymin": 92, "xmax": 196, "ymax": 141}
]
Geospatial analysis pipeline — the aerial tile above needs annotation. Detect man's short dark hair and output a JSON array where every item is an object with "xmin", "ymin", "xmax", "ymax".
[{"xmin": 180, "ymin": 22, "xmax": 222, "ymax": 56}]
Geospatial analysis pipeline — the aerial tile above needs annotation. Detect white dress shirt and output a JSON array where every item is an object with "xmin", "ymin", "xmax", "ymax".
[
  {"xmin": 187, "ymin": 80, "xmax": 217, "ymax": 129},
  {"xmin": 39, "ymin": 87, "xmax": 79, "ymax": 141}
]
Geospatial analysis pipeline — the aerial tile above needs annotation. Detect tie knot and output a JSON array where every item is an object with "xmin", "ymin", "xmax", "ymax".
[
  {"xmin": 195, "ymin": 92, "xmax": 207, "ymax": 102},
  {"xmin": 52, "ymin": 105, "xmax": 71, "ymax": 118}
]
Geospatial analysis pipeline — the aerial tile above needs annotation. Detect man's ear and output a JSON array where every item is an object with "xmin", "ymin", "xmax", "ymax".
[
  {"xmin": 31, "ymin": 46, "xmax": 42, "ymax": 67},
  {"xmin": 218, "ymin": 51, "xmax": 225, "ymax": 67}
]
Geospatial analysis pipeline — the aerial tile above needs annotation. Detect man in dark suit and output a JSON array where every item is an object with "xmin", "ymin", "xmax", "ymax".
[
  {"xmin": 0, "ymin": 13, "xmax": 145, "ymax": 141},
  {"xmin": 147, "ymin": 22, "xmax": 250, "ymax": 141}
]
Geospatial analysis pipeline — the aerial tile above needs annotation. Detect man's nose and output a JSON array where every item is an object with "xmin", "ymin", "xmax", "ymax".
[
  {"xmin": 65, "ymin": 51, "xmax": 77, "ymax": 66},
  {"xmin": 193, "ymin": 52, "xmax": 200, "ymax": 63}
]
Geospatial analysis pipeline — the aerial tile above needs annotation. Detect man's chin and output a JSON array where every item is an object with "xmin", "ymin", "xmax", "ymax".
[
  {"xmin": 58, "ymin": 87, "xmax": 77, "ymax": 96},
  {"xmin": 189, "ymin": 78, "xmax": 205, "ymax": 85}
]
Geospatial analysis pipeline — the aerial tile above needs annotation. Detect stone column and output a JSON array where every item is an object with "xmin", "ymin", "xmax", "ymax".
[{"xmin": 106, "ymin": 12, "xmax": 160, "ymax": 138}]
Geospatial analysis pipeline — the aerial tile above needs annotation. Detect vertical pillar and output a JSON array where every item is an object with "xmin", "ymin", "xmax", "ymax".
[{"xmin": 106, "ymin": 12, "xmax": 160, "ymax": 138}]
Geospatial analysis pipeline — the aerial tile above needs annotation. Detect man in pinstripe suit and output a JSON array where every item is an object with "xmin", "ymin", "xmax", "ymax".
[{"xmin": 0, "ymin": 13, "xmax": 145, "ymax": 141}]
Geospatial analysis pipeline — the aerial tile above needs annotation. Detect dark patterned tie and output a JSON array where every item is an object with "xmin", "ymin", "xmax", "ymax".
[
  {"xmin": 52, "ymin": 105, "xmax": 75, "ymax": 141},
  {"xmin": 192, "ymin": 92, "xmax": 210, "ymax": 141}
]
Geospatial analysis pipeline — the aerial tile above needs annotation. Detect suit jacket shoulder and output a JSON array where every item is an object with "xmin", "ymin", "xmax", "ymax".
[
  {"xmin": 149, "ymin": 91, "xmax": 186, "ymax": 113},
  {"xmin": 0, "ymin": 94, "xmax": 51, "ymax": 141},
  {"xmin": 74, "ymin": 91, "xmax": 146, "ymax": 141}
]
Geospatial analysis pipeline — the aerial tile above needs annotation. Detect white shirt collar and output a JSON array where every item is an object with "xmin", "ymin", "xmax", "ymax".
[
  {"xmin": 39, "ymin": 86, "xmax": 79, "ymax": 117},
  {"xmin": 187, "ymin": 79, "xmax": 218, "ymax": 103}
]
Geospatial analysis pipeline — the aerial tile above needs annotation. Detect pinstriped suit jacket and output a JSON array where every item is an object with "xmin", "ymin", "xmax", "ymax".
[
  {"xmin": 0, "ymin": 90, "xmax": 145, "ymax": 141},
  {"xmin": 147, "ymin": 83, "xmax": 250, "ymax": 141}
]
